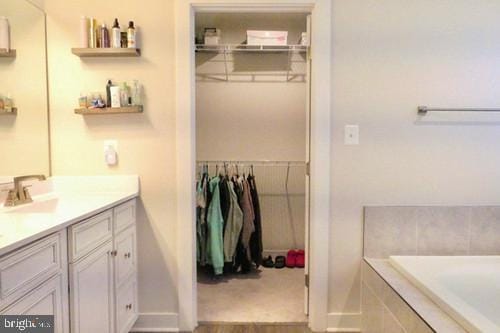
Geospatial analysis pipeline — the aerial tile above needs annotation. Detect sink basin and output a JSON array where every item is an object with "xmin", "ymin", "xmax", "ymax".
[{"xmin": 4, "ymin": 197, "xmax": 59, "ymax": 214}]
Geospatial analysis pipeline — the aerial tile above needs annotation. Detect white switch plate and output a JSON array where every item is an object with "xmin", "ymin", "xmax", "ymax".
[
  {"xmin": 344, "ymin": 125, "xmax": 359, "ymax": 145},
  {"xmin": 103, "ymin": 140, "xmax": 118, "ymax": 152}
]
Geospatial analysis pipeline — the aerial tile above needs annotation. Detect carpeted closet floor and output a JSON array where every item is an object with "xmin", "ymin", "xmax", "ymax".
[{"xmin": 197, "ymin": 267, "xmax": 307, "ymax": 323}]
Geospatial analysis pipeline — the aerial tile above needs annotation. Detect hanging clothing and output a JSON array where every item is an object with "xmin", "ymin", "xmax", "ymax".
[
  {"xmin": 206, "ymin": 176, "xmax": 225, "ymax": 275},
  {"xmin": 219, "ymin": 178, "xmax": 231, "ymax": 237},
  {"xmin": 223, "ymin": 181, "xmax": 244, "ymax": 262},
  {"xmin": 196, "ymin": 174, "xmax": 208, "ymax": 266},
  {"xmin": 248, "ymin": 174, "xmax": 263, "ymax": 267},
  {"xmin": 239, "ymin": 177, "xmax": 255, "ymax": 259}
]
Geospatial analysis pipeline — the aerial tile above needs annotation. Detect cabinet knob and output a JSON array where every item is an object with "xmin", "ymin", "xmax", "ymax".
[
  {"xmin": 124, "ymin": 252, "xmax": 131, "ymax": 258},
  {"xmin": 110, "ymin": 250, "xmax": 118, "ymax": 256},
  {"xmin": 126, "ymin": 303, "xmax": 133, "ymax": 310}
]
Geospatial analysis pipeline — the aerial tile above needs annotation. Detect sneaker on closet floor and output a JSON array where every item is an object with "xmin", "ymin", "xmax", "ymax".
[
  {"xmin": 262, "ymin": 256, "xmax": 274, "ymax": 268},
  {"xmin": 286, "ymin": 250, "xmax": 297, "ymax": 268},
  {"xmin": 274, "ymin": 256, "xmax": 286, "ymax": 269},
  {"xmin": 296, "ymin": 249, "xmax": 305, "ymax": 268}
]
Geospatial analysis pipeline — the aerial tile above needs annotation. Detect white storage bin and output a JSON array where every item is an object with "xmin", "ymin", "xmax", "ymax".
[{"xmin": 247, "ymin": 30, "xmax": 288, "ymax": 46}]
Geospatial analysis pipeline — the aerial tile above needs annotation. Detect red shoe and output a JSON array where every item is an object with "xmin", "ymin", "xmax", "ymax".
[
  {"xmin": 286, "ymin": 250, "xmax": 297, "ymax": 268},
  {"xmin": 295, "ymin": 249, "xmax": 305, "ymax": 268}
]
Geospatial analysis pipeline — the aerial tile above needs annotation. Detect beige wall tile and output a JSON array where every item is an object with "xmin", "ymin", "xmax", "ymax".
[{"xmin": 470, "ymin": 207, "xmax": 500, "ymax": 255}]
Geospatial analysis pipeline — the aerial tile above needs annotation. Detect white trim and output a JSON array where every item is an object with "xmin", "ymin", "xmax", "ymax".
[
  {"xmin": 175, "ymin": 1, "xmax": 332, "ymax": 332},
  {"xmin": 326, "ymin": 313, "xmax": 361, "ymax": 333},
  {"xmin": 131, "ymin": 312, "xmax": 179, "ymax": 332}
]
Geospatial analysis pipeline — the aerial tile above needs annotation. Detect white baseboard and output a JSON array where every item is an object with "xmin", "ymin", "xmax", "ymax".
[
  {"xmin": 326, "ymin": 312, "xmax": 361, "ymax": 332},
  {"xmin": 130, "ymin": 312, "xmax": 179, "ymax": 332}
]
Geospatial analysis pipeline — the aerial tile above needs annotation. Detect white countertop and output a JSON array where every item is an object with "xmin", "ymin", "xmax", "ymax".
[{"xmin": 0, "ymin": 176, "xmax": 139, "ymax": 256}]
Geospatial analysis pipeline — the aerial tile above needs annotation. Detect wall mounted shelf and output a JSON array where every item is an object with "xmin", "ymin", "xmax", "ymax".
[
  {"xmin": 71, "ymin": 48, "xmax": 141, "ymax": 58},
  {"xmin": 0, "ymin": 108, "xmax": 17, "ymax": 115},
  {"xmin": 195, "ymin": 44, "xmax": 308, "ymax": 54},
  {"xmin": 0, "ymin": 49, "xmax": 16, "ymax": 58},
  {"xmin": 75, "ymin": 106, "xmax": 143, "ymax": 115}
]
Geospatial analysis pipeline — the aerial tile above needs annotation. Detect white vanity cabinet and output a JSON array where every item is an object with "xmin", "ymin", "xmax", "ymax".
[
  {"xmin": 69, "ymin": 199, "xmax": 138, "ymax": 333},
  {"xmin": 0, "ymin": 230, "xmax": 70, "ymax": 333}
]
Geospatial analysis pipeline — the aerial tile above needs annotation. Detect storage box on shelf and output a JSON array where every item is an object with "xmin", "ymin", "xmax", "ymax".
[{"xmin": 0, "ymin": 49, "xmax": 16, "ymax": 58}]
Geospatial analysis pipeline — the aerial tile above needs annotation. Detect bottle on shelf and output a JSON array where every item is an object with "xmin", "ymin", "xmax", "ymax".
[
  {"xmin": 0, "ymin": 17, "xmax": 10, "ymax": 52},
  {"xmin": 127, "ymin": 21, "xmax": 136, "ymax": 49},
  {"xmin": 80, "ymin": 16, "xmax": 89, "ymax": 48},
  {"xmin": 119, "ymin": 82, "xmax": 130, "ymax": 107},
  {"xmin": 4, "ymin": 93, "xmax": 13, "ymax": 112},
  {"xmin": 100, "ymin": 24, "xmax": 110, "ymax": 48},
  {"xmin": 111, "ymin": 18, "xmax": 121, "ymax": 48},
  {"xmin": 88, "ymin": 17, "xmax": 96, "ymax": 48},
  {"xmin": 131, "ymin": 80, "xmax": 142, "ymax": 106},
  {"xmin": 106, "ymin": 80, "xmax": 113, "ymax": 107}
]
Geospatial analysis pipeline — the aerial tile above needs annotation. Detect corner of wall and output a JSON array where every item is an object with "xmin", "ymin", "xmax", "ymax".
[{"xmin": 327, "ymin": 312, "xmax": 361, "ymax": 333}]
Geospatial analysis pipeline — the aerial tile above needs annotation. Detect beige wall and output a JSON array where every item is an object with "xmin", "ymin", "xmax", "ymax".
[
  {"xmin": 0, "ymin": 0, "xmax": 49, "ymax": 176},
  {"xmin": 44, "ymin": 0, "xmax": 178, "ymax": 317},
  {"xmin": 329, "ymin": 0, "xmax": 500, "ymax": 321},
  {"xmin": 40, "ymin": 0, "xmax": 500, "ymax": 329}
]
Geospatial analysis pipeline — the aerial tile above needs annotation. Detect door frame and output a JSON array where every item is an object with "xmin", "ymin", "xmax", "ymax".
[{"xmin": 175, "ymin": 1, "xmax": 332, "ymax": 331}]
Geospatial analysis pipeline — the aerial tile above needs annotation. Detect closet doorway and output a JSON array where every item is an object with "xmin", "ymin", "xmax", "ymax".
[
  {"xmin": 175, "ymin": 0, "xmax": 332, "ymax": 331},
  {"xmin": 195, "ymin": 11, "xmax": 310, "ymax": 324}
]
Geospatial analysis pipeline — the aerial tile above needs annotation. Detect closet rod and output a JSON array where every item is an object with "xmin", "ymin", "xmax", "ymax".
[{"xmin": 197, "ymin": 160, "xmax": 306, "ymax": 167}]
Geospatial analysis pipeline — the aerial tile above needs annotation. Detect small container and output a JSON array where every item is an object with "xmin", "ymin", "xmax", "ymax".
[
  {"xmin": 247, "ymin": 30, "xmax": 288, "ymax": 46},
  {"xmin": 204, "ymin": 28, "xmax": 220, "ymax": 45},
  {"xmin": 80, "ymin": 16, "xmax": 89, "ymax": 48},
  {"xmin": 120, "ymin": 32, "xmax": 127, "ymax": 48},
  {"xmin": 131, "ymin": 80, "xmax": 142, "ymax": 106},
  {"xmin": 0, "ymin": 17, "xmax": 10, "ymax": 52},
  {"xmin": 89, "ymin": 17, "xmax": 96, "ymax": 48},
  {"xmin": 300, "ymin": 32, "xmax": 308, "ymax": 46},
  {"xmin": 78, "ymin": 94, "xmax": 88, "ymax": 108},
  {"xmin": 111, "ymin": 18, "xmax": 121, "ymax": 48},
  {"xmin": 100, "ymin": 24, "xmax": 110, "ymax": 48},
  {"xmin": 127, "ymin": 21, "xmax": 136, "ymax": 48},
  {"xmin": 110, "ymin": 86, "xmax": 121, "ymax": 108},
  {"xmin": 120, "ymin": 82, "xmax": 130, "ymax": 106}
]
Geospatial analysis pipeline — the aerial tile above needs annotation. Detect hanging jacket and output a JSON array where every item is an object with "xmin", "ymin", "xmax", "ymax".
[
  {"xmin": 206, "ymin": 176, "xmax": 224, "ymax": 275},
  {"xmin": 196, "ymin": 174, "xmax": 208, "ymax": 266},
  {"xmin": 223, "ymin": 181, "xmax": 244, "ymax": 262},
  {"xmin": 248, "ymin": 175, "xmax": 263, "ymax": 267},
  {"xmin": 239, "ymin": 177, "xmax": 255, "ymax": 262}
]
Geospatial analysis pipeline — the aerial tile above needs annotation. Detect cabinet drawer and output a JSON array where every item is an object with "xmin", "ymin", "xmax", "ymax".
[
  {"xmin": 115, "ymin": 275, "xmax": 138, "ymax": 333},
  {"xmin": 69, "ymin": 210, "xmax": 113, "ymax": 262},
  {"xmin": 0, "ymin": 232, "xmax": 63, "ymax": 310},
  {"xmin": 114, "ymin": 226, "xmax": 137, "ymax": 288},
  {"xmin": 113, "ymin": 200, "xmax": 136, "ymax": 235},
  {"xmin": 1, "ymin": 273, "xmax": 68, "ymax": 333}
]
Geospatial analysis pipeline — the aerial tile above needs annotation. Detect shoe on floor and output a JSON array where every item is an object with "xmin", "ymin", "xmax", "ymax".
[
  {"xmin": 286, "ymin": 250, "xmax": 297, "ymax": 268},
  {"xmin": 274, "ymin": 255, "xmax": 286, "ymax": 269},
  {"xmin": 295, "ymin": 249, "xmax": 305, "ymax": 268},
  {"xmin": 262, "ymin": 255, "xmax": 274, "ymax": 268}
]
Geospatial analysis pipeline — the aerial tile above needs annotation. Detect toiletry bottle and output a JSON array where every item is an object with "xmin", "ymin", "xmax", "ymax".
[
  {"xmin": 101, "ymin": 24, "xmax": 110, "ymax": 48},
  {"xmin": 111, "ymin": 18, "xmax": 121, "ymax": 48},
  {"xmin": 0, "ymin": 96, "xmax": 4, "ymax": 110},
  {"xmin": 4, "ymin": 93, "xmax": 12, "ymax": 112},
  {"xmin": 0, "ymin": 17, "xmax": 10, "ymax": 52},
  {"xmin": 89, "ymin": 17, "xmax": 96, "ymax": 48},
  {"xmin": 110, "ymin": 86, "xmax": 121, "ymax": 108},
  {"xmin": 120, "ymin": 82, "xmax": 130, "ymax": 107},
  {"xmin": 106, "ymin": 80, "xmax": 113, "ymax": 107},
  {"xmin": 131, "ymin": 80, "xmax": 142, "ymax": 106},
  {"xmin": 121, "ymin": 32, "xmax": 127, "ymax": 48},
  {"xmin": 80, "ymin": 16, "xmax": 89, "ymax": 48},
  {"xmin": 127, "ymin": 21, "xmax": 136, "ymax": 49}
]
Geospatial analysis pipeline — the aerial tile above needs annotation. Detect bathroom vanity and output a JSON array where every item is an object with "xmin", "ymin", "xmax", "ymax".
[{"xmin": 0, "ymin": 176, "xmax": 139, "ymax": 333}]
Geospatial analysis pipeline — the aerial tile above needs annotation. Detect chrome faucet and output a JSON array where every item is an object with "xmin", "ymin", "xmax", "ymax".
[{"xmin": 4, "ymin": 175, "xmax": 46, "ymax": 207}]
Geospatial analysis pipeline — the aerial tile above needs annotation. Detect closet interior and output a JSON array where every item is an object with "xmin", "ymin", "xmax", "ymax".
[{"xmin": 195, "ymin": 12, "xmax": 310, "ymax": 323}]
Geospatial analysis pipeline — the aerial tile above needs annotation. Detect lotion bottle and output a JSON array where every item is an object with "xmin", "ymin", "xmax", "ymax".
[
  {"xmin": 100, "ymin": 24, "xmax": 110, "ymax": 48},
  {"xmin": 111, "ymin": 18, "xmax": 121, "ymax": 48},
  {"xmin": 127, "ymin": 21, "xmax": 136, "ymax": 49},
  {"xmin": 0, "ymin": 17, "xmax": 10, "ymax": 52},
  {"xmin": 80, "ymin": 16, "xmax": 89, "ymax": 48}
]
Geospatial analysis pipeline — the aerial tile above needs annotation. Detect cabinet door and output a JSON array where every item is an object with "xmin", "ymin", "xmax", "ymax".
[
  {"xmin": 114, "ymin": 226, "xmax": 137, "ymax": 288},
  {"xmin": 1, "ymin": 274, "xmax": 69, "ymax": 333},
  {"xmin": 70, "ymin": 241, "xmax": 114, "ymax": 333},
  {"xmin": 115, "ymin": 275, "xmax": 138, "ymax": 333}
]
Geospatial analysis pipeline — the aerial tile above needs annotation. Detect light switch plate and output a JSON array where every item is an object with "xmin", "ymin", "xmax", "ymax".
[{"xmin": 344, "ymin": 125, "xmax": 359, "ymax": 145}]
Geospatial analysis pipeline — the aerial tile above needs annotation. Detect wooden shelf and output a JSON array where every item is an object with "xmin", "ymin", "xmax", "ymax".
[
  {"xmin": 71, "ymin": 48, "xmax": 141, "ymax": 58},
  {"xmin": 0, "ymin": 49, "xmax": 16, "ymax": 58},
  {"xmin": 74, "ymin": 106, "xmax": 143, "ymax": 115},
  {"xmin": 0, "ymin": 108, "xmax": 17, "ymax": 115}
]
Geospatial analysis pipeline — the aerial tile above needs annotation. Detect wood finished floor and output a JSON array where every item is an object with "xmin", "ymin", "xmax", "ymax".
[{"xmin": 189, "ymin": 323, "xmax": 313, "ymax": 333}]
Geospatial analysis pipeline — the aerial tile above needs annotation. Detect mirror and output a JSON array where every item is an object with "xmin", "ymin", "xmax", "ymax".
[{"xmin": 0, "ymin": 0, "xmax": 50, "ymax": 176}]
